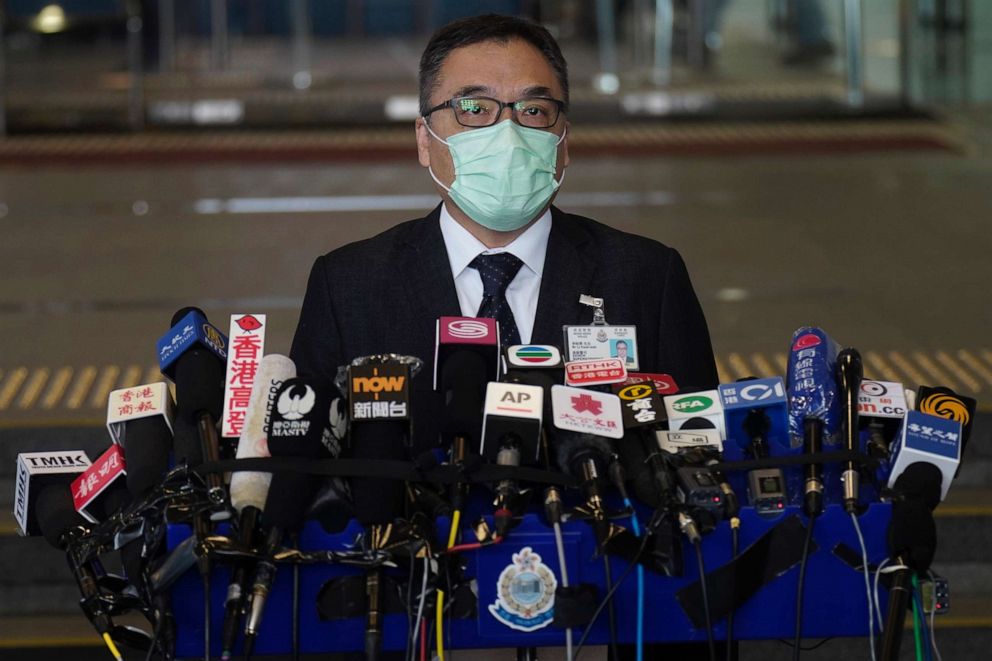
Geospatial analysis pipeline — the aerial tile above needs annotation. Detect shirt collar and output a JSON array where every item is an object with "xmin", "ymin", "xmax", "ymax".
[{"xmin": 438, "ymin": 203, "xmax": 552, "ymax": 279}]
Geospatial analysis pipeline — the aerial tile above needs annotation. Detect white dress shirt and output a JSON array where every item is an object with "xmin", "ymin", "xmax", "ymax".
[{"xmin": 438, "ymin": 203, "xmax": 551, "ymax": 345}]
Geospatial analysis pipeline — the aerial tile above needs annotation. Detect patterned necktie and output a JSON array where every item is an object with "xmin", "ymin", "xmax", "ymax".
[{"xmin": 469, "ymin": 252, "xmax": 524, "ymax": 347}]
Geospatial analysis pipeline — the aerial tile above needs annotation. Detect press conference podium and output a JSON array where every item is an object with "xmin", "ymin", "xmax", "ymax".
[{"xmin": 168, "ymin": 501, "xmax": 891, "ymax": 657}]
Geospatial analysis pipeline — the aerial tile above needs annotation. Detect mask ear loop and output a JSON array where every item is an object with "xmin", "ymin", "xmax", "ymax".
[
  {"xmin": 552, "ymin": 125, "xmax": 568, "ymax": 189},
  {"xmin": 422, "ymin": 118, "xmax": 454, "ymax": 194}
]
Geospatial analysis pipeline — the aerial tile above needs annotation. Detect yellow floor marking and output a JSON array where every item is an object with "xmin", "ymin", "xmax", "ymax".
[
  {"xmin": 887, "ymin": 351, "xmax": 927, "ymax": 388},
  {"xmin": 88, "ymin": 365, "xmax": 120, "ymax": 410},
  {"xmin": 912, "ymin": 351, "xmax": 961, "ymax": 391},
  {"xmin": 16, "ymin": 368, "xmax": 50, "ymax": 410},
  {"xmin": 935, "ymin": 351, "xmax": 981, "ymax": 393},
  {"xmin": 750, "ymin": 353, "xmax": 778, "ymax": 378},
  {"xmin": 865, "ymin": 351, "xmax": 903, "ymax": 384},
  {"xmin": 65, "ymin": 366, "xmax": 98, "ymax": 410},
  {"xmin": 980, "ymin": 349, "xmax": 992, "ymax": 375},
  {"xmin": 119, "ymin": 364, "xmax": 143, "ymax": 390},
  {"xmin": 41, "ymin": 367, "xmax": 74, "ymax": 409},
  {"xmin": 714, "ymin": 355, "xmax": 731, "ymax": 384},
  {"xmin": 0, "ymin": 367, "xmax": 28, "ymax": 411},
  {"xmin": 144, "ymin": 364, "xmax": 163, "ymax": 386},
  {"xmin": 774, "ymin": 353, "xmax": 788, "ymax": 375},
  {"xmin": 957, "ymin": 350, "xmax": 992, "ymax": 387},
  {"xmin": 727, "ymin": 353, "xmax": 752, "ymax": 380}
]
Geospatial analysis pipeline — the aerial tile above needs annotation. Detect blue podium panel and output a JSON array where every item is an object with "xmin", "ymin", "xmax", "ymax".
[{"xmin": 170, "ymin": 503, "xmax": 890, "ymax": 658}]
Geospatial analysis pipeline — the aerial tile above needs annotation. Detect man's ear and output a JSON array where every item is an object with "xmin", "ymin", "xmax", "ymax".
[{"xmin": 415, "ymin": 117, "xmax": 432, "ymax": 168}]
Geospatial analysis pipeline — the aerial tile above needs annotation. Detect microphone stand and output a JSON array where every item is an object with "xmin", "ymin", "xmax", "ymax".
[{"xmin": 877, "ymin": 558, "xmax": 912, "ymax": 660}]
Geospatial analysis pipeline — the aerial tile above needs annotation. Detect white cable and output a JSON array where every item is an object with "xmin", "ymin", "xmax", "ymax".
[
  {"xmin": 409, "ymin": 554, "xmax": 430, "ymax": 661},
  {"xmin": 872, "ymin": 556, "xmax": 890, "ymax": 631},
  {"xmin": 927, "ymin": 570, "xmax": 943, "ymax": 661},
  {"xmin": 851, "ymin": 512, "xmax": 877, "ymax": 661},
  {"xmin": 553, "ymin": 521, "xmax": 574, "ymax": 661}
]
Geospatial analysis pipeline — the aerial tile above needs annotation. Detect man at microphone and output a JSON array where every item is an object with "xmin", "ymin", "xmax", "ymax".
[{"xmin": 291, "ymin": 14, "xmax": 717, "ymax": 454}]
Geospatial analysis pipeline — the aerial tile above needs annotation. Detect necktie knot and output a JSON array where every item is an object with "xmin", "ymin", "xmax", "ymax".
[{"xmin": 469, "ymin": 252, "xmax": 524, "ymax": 297}]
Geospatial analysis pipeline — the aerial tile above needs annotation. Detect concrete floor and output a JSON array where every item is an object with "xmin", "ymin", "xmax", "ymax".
[{"xmin": 1, "ymin": 112, "xmax": 990, "ymax": 376}]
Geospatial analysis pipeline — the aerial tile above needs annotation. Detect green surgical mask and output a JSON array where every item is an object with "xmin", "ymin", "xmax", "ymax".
[{"xmin": 425, "ymin": 119, "xmax": 566, "ymax": 232}]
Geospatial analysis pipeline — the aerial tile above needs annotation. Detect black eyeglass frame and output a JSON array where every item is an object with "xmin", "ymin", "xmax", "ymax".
[{"xmin": 423, "ymin": 95, "xmax": 567, "ymax": 129}]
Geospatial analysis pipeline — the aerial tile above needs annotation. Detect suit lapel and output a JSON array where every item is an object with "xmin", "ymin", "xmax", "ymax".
[
  {"xmin": 531, "ymin": 207, "xmax": 599, "ymax": 346},
  {"xmin": 397, "ymin": 204, "xmax": 462, "ymax": 323}
]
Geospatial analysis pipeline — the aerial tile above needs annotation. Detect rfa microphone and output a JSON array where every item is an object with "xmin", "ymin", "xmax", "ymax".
[
  {"xmin": 14, "ymin": 451, "xmax": 92, "ymax": 537},
  {"xmin": 158, "ymin": 307, "xmax": 229, "ymax": 504},
  {"xmin": 106, "ymin": 382, "xmax": 174, "ymax": 498},
  {"xmin": 836, "ymin": 348, "xmax": 863, "ymax": 513}
]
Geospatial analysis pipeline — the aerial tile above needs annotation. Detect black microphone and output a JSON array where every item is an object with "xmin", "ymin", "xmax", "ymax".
[
  {"xmin": 346, "ymin": 356, "xmax": 417, "ymax": 661},
  {"xmin": 878, "ymin": 462, "xmax": 944, "ymax": 660},
  {"xmin": 836, "ymin": 348, "xmax": 863, "ymax": 513},
  {"xmin": 158, "ymin": 307, "xmax": 228, "ymax": 506},
  {"xmin": 106, "ymin": 382, "xmax": 175, "ymax": 499},
  {"xmin": 35, "ymin": 483, "xmax": 115, "ymax": 639},
  {"xmin": 803, "ymin": 418, "xmax": 824, "ymax": 517},
  {"xmin": 244, "ymin": 377, "xmax": 333, "ymax": 652},
  {"xmin": 14, "ymin": 450, "xmax": 92, "ymax": 537},
  {"xmin": 439, "ymin": 349, "xmax": 489, "ymax": 510}
]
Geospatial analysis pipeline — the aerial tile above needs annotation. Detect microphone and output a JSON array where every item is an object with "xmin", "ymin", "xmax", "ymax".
[
  {"xmin": 106, "ymin": 382, "xmax": 175, "ymax": 499},
  {"xmin": 221, "ymin": 354, "xmax": 296, "ymax": 661},
  {"xmin": 916, "ymin": 385, "xmax": 975, "ymax": 477},
  {"xmin": 438, "ymin": 345, "xmax": 490, "ymax": 511},
  {"xmin": 481, "ymin": 380, "xmax": 544, "ymax": 535},
  {"xmin": 158, "ymin": 307, "xmax": 229, "ymax": 507},
  {"xmin": 787, "ymin": 327, "xmax": 841, "ymax": 505},
  {"xmin": 719, "ymin": 377, "xmax": 789, "ymax": 516},
  {"xmin": 34, "ymin": 482, "xmax": 118, "ymax": 648},
  {"xmin": 347, "ymin": 356, "xmax": 417, "ymax": 661},
  {"xmin": 245, "ymin": 377, "xmax": 334, "ymax": 652},
  {"xmin": 836, "ymin": 348, "xmax": 863, "ymax": 513},
  {"xmin": 803, "ymin": 418, "xmax": 824, "ymax": 517},
  {"xmin": 71, "ymin": 444, "xmax": 128, "ymax": 523},
  {"xmin": 857, "ymin": 379, "xmax": 908, "ymax": 459},
  {"xmin": 555, "ymin": 431, "xmax": 614, "ymax": 545},
  {"xmin": 886, "ymin": 409, "xmax": 962, "ymax": 502},
  {"xmin": 14, "ymin": 451, "xmax": 92, "ymax": 537},
  {"xmin": 219, "ymin": 313, "xmax": 268, "ymax": 440}
]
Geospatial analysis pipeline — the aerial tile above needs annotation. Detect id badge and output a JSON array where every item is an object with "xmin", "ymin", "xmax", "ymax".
[{"xmin": 563, "ymin": 325, "xmax": 639, "ymax": 370}]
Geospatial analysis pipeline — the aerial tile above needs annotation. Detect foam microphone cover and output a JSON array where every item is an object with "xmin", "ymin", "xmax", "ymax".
[
  {"xmin": 349, "ymin": 421, "xmax": 408, "ymax": 528},
  {"xmin": 440, "ymin": 349, "xmax": 489, "ymax": 442},
  {"xmin": 230, "ymin": 354, "xmax": 296, "ymax": 514},
  {"xmin": 615, "ymin": 433, "xmax": 663, "ymax": 507},
  {"xmin": 554, "ymin": 432, "xmax": 612, "ymax": 479},
  {"xmin": 262, "ymin": 377, "xmax": 333, "ymax": 532},
  {"xmin": 171, "ymin": 409, "xmax": 203, "ymax": 467},
  {"xmin": 123, "ymin": 416, "xmax": 173, "ymax": 498},
  {"xmin": 170, "ymin": 307, "xmax": 225, "ymax": 421},
  {"xmin": 36, "ymin": 483, "xmax": 89, "ymax": 550}
]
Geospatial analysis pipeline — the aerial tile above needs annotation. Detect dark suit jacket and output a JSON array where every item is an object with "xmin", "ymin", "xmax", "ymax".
[{"xmin": 290, "ymin": 205, "xmax": 717, "ymax": 452}]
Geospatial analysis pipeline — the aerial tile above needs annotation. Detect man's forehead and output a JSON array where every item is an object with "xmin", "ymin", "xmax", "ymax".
[{"xmin": 433, "ymin": 39, "xmax": 561, "ymax": 98}]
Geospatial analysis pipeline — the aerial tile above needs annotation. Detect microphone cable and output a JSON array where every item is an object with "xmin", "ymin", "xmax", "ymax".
[
  {"xmin": 851, "ymin": 512, "xmax": 877, "ymax": 661},
  {"xmin": 602, "ymin": 556, "xmax": 620, "ymax": 661},
  {"xmin": 573, "ymin": 531, "xmax": 651, "ymax": 660},
  {"xmin": 726, "ymin": 515, "xmax": 740, "ymax": 661},
  {"xmin": 792, "ymin": 515, "xmax": 817, "ymax": 660},
  {"xmin": 436, "ymin": 509, "xmax": 461, "ymax": 661},
  {"xmin": 692, "ymin": 538, "xmax": 717, "ymax": 661}
]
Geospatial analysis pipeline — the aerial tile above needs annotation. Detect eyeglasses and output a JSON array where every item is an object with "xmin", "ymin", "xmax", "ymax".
[{"xmin": 424, "ymin": 95, "xmax": 566, "ymax": 129}]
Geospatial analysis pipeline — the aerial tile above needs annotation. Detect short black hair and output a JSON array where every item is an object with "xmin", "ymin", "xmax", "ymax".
[{"xmin": 418, "ymin": 14, "xmax": 569, "ymax": 117}]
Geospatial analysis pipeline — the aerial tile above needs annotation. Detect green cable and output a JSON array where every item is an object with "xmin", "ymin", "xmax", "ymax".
[{"xmin": 911, "ymin": 575, "xmax": 924, "ymax": 661}]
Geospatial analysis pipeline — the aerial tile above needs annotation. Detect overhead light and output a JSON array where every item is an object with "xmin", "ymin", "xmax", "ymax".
[{"xmin": 33, "ymin": 5, "xmax": 67, "ymax": 34}]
